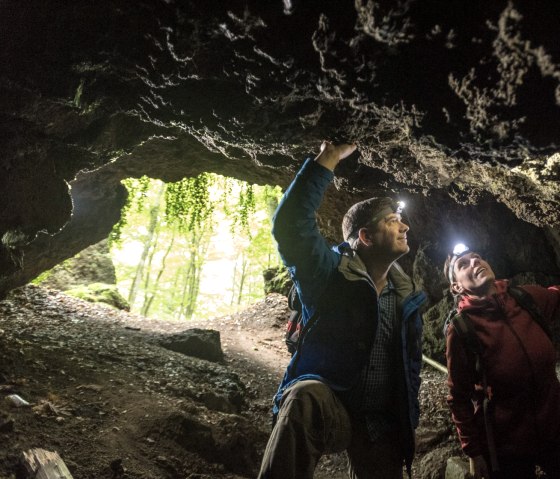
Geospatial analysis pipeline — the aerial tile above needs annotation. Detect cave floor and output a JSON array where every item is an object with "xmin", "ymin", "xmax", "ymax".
[{"xmin": 0, "ymin": 285, "xmax": 455, "ymax": 479}]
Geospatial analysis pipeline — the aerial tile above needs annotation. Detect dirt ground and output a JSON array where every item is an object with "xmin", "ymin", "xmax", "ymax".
[{"xmin": 0, "ymin": 285, "xmax": 453, "ymax": 479}]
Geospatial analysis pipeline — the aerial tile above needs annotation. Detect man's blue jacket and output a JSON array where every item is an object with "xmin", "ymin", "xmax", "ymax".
[{"xmin": 271, "ymin": 157, "xmax": 426, "ymax": 471}]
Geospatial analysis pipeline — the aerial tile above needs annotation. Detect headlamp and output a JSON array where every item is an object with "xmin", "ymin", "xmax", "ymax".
[
  {"xmin": 369, "ymin": 200, "xmax": 406, "ymax": 227},
  {"xmin": 448, "ymin": 243, "xmax": 469, "ymax": 284}
]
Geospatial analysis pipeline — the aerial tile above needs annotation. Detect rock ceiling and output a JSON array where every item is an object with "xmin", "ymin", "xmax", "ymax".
[{"xmin": 1, "ymin": 1, "xmax": 559, "ymax": 299}]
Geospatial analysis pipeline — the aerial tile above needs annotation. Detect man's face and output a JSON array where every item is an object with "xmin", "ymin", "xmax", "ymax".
[
  {"xmin": 368, "ymin": 212, "xmax": 410, "ymax": 259},
  {"xmin": 451, "ymin": 252, "xmax": 496, "ymax": 297}
]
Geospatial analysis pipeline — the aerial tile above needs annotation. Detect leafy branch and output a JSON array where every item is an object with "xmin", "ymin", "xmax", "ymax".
[
  {"xmin": 165, "ymin": 174, "xmax": 215, "ymax": 234},
  {"xmin": 109, "ymin": 176, "xmax": 151, "ymax": 245}
]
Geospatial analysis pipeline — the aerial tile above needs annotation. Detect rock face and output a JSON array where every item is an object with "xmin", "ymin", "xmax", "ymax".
[
  {"xmin": 39, "ymin": 239, "xmax": 117, "ymax": 291},
  {"xmin": 1, "ymin": 1, "xmax": 559, "ymax": 300}
]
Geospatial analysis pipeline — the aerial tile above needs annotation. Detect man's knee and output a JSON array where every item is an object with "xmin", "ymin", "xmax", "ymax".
[
  {"xmin": 281, "ymin": 379, "xmax": 332, "ymax": 406},
  {"xmin": 282, "ymin": 380, "xmax": 330, "ymax": 401},
  {"xmin": 278, "ymin": 380, "xmax": 332, "ymax": 422},
  {"xmin": 278, "ymin": 380, "xmax": 351, "ymax": 447}
]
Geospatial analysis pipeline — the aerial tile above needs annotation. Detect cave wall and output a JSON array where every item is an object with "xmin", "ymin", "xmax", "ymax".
[
  {"xmin": 39, "ymin": 239, "xmax": 117, "ymax": 291},
  {"xmin": 1, "ymin": 0, "xmax": 559, "ymax": 300}
]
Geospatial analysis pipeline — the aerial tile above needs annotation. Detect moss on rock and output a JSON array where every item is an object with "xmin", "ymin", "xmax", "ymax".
[
  {"xmin": 65, "ymin": 283, "xmax": 130, "ymax": 311},
  {"xmin": 263, "ymin": 267, "xmax": 292, "ymax": 297}
]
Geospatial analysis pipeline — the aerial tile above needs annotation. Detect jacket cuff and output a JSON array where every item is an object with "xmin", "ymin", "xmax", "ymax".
[{"xmin": 298, "ymin": 157, "xmax": 335, "ymax": 182}]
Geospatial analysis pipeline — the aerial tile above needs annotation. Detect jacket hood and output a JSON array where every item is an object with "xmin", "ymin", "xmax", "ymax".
[
  {"xmin": 388, "ymin": 261, "xmax": 416, "ymax": 301},
  {"xmin": 457, "ymin": 279, "xmax": 509, "ymax": 314}
]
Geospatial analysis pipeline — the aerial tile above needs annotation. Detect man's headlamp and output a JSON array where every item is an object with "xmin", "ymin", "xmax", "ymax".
[
  {"xmin": 368, "ymin": 200, "xmax": 406, "ymax": 227},
  {"xmin": 448, "ymin": 243, "xmax": 469, "ymax": 284}
]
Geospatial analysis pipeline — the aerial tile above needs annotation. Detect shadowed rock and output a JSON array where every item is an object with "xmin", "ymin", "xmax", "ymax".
[
  {"xmin": 159, "ymin": 328, "xmax": 224, "ymax": 363},
  {"xmin": 0, "ymin": 1, "xmax": 559, "ymax": 299}
]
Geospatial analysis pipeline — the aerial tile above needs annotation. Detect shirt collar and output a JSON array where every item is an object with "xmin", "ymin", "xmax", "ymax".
[{"xmin": 380, "ymin": 279, "xmax": 395, "ymax": 296}]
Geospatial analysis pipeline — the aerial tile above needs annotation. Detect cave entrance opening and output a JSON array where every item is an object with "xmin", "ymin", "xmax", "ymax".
[{"xmin": 36, "ymin": 174, "xmax": 285, "ymax": 323}]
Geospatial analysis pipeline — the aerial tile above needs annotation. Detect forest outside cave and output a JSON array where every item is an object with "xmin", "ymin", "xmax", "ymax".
[{"xmin": 34, "ymin": 174, "xmax": 285, "ymax": 323}]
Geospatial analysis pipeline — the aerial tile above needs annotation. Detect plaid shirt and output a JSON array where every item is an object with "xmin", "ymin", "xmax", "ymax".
[{"xmin": 347, "ymin": 280, "xmax": 398, "ymax": 441}]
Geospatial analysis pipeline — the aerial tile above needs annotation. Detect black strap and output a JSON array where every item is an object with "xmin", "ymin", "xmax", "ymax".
[
  {"xmin": 508, "ymin": 286, "xmax": 553, "ymax": 341},
  {"xmin": 285, "ymin": 309, "xmax": 301, "ymax": 355},
  {"xmin": 482, "ymin": 376, "xmax": 500, "ymax": 472},
  {"xmin": 290, "ymin": 310, "xmax": 319, "ymax": 370},
  {"xmin": 451, "ymin": 313, "xmax": 500, "ymax": 472},
  {"xmin": 287, "ymin": 283, "xmax": 301, "ymax": 312},
  {"xmin": 451, "ymin": 313, "xmax": 482, "ymax": 375}
]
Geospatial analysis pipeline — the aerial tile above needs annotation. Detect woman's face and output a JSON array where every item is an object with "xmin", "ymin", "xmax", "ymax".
[{"xmin": 451, "ymin": 252, "xmax": 496, "ymax": 297}]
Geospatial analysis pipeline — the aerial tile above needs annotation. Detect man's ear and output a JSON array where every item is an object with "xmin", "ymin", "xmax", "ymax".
[
  {"xmin": 451, "ymin": 282, "xmax": 463, "ymax": 295},
  {"xmin": 357, "ymin": 227, "xmax": 373, "ymax": 246}
]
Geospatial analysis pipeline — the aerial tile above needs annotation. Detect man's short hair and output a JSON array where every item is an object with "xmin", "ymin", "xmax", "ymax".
[{"xmin": 342, "ymin": 197, "xmax": 395, "ymax": 245}]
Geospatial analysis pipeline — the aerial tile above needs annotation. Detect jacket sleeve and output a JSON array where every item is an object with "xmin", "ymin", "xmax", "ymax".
[
  {"xmin": 446, "ymin": 324, "xmax": 484, "ymax": 457},
  {"xmin": 272, "ymin": 158, "xmax": 340, "ymax": 303}
]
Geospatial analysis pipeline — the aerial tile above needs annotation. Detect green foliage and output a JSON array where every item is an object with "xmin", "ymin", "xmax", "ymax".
[
  {"xmin": 109, "ymin": 176, "xmax": 151, "ymax": 245},
  {"xmin": 31, "ymin": 269, "xmax": 54, "ymax": 285},
  {"xmin": 234, "ymin": 183, "xmax": 256, "ymax": 236},
  {"xmin": 165, "ymin": 174, "xmax": 214, "ymax": 234},
  {"xmin": 263, "ymin": 266, "xmax": 292, "ymax": 296},
  {"xmin": 110, "ymin": 174, "xmax": 283, "ymax": 321},
  {"xmin": 220, "ymin": 180, "xmax": 283, "ymax": 238}
]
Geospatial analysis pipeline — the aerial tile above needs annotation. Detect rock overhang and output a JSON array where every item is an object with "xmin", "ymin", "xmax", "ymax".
[{"xmin": 1, "ymin": 0, "xmax": 559, "ymax": 299}]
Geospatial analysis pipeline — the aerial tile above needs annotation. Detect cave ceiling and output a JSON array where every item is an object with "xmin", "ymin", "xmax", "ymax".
[{"xmin": 1, "ymin": 0, "xmax": 559, "ymax": 298}]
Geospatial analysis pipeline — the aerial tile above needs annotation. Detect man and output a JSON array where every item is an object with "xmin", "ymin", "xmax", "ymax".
[
  {"xmin": 444, "ymin": 245, "xmax": 560, "ymax": 479},
  {"xmin": 258, "ymin": 141, "xmax": 426, "ymax": 479}
]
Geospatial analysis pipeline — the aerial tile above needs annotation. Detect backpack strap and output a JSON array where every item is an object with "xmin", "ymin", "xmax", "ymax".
[
  {"xmin": 508, "ymin": 286, "xmax": 553, "ymax": 342},
  {"xmin": 285, "ymin": 284, "xmax": 302, "ymax": 355},
  {"xmin": 285, "ymin": 309, "xmax": 301, "ymax": 355},
  {"xmin": 451, "ymin": 311, "xmax": 500, "ymax": 473},
  {"xmin": 285, "ymin": 283, "xmax": 319, "ymax": 357},
  {"xmin": 451, "ymin": 312, "xmax": 482, "ymax": 376},
  {"xmin": 287, "ymin": 283, "xmax": 301, "ymax": 311}
]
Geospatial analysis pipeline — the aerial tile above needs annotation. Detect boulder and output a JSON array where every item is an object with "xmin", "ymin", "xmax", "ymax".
[
  {"xmin": 159, "ymin": 329, "xmax": 224, "ymax": 363},
  {"xmin": 445, "ymin": 456, "xmax": 470, "ymax": 479}
]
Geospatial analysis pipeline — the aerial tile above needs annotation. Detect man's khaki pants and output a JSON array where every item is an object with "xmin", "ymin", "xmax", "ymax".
[{"xmin": 257, "ymin": 380, "xmax": 404, "ymax": 479}]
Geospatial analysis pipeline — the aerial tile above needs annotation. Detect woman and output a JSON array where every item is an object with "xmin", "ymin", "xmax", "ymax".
[{"xmin": 444, "ymin": 244, "xmax": 560, "ymax": 479}]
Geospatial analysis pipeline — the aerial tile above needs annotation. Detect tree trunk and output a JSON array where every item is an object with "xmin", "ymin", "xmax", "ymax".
[
  {"xmin": 236, "ymin": 254, "xmax": 248, "ymax": 305},
  {"xmin": 127, "ymin": 184, "xmax": 164, "ymax": 306},
  {"xmin": 230, "ymin": 260, "xmax": 238, "ymax": 306},
  {"xmin": 178, "ymin": 258, "xmax": 195, "ymax": 320},
  {"xmin": 179, "ymin": 225, "xmax": 210, "ymax": 320},
  {"xmin": 141, "ymin": 222, "xmax": 161, "ymax": 302},
  {"xmin": 141, "ymin": 232, "xmax": 175, "ymax": 316}
]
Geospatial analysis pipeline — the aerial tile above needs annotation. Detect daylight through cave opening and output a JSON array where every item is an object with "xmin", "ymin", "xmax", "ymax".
[{"xmin": 35, "ymin": 174, "xmax": 285, "ymax": 322}]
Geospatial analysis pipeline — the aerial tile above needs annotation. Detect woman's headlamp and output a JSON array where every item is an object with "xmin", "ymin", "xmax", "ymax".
[{"xmin": 448, "ymin": 243, "xmax": 469, "ymax": 284}]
